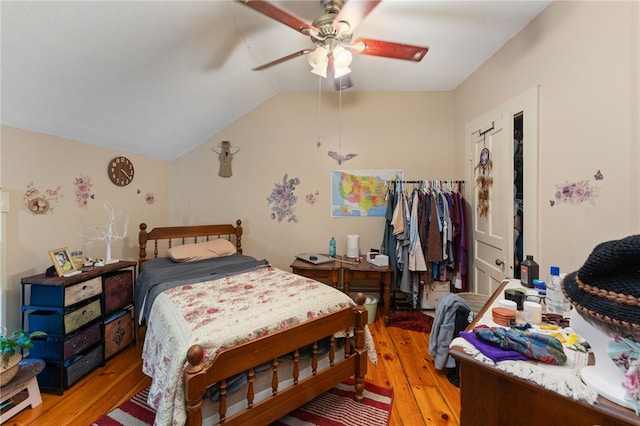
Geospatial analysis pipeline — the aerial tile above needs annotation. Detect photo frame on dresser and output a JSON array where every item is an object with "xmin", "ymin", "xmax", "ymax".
[{"xmin": 48, "ymin": 247, "xmax": 77, "ymax": 277}]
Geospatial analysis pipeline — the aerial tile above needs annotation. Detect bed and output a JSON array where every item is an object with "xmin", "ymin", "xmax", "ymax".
[{"xmin": 137, "ymin": 221, "xmax": 375, "ymax": 426}]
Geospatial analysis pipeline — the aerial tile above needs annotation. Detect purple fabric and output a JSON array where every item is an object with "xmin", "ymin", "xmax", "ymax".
[{"xmin": 460, "ymin": 331, "xmax": 530, "ymax": 362}]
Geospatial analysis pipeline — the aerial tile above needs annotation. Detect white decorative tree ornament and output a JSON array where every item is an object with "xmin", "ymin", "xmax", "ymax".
[{"xmin": 85, "ymin": 203, "xmax": 128, "ymax": 264}]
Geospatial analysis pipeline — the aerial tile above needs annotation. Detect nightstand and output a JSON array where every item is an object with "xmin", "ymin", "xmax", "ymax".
[{"xmin": 290, "ymin": 255, "xmax": 342, "ymax": 289}]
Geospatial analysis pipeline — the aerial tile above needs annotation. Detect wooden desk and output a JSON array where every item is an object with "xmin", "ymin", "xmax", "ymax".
[
  {"xmin": 450, "ymin": 281, "xmax": 639, "ymax": 426},
  {"xmin": 0, "ymin": 358, "xmax": 45, "ymax": 422},
  {"xmin": 290, "ymin": 255, "xmax": 342, "ymax": 289},
  {"xmin": 342, "ymin": 261, "xmax": 392, "ymax": 320}
]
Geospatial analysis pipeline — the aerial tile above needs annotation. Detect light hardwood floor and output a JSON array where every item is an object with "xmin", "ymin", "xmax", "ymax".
[{"xmin": 4, "ymin": 309, "xmax": 461, "ymax": 425}]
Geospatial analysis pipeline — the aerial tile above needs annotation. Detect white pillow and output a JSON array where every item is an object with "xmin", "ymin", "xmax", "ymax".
[{"xmin": 167, "ymin": 239, "xmax": 237, "ymax": 262}]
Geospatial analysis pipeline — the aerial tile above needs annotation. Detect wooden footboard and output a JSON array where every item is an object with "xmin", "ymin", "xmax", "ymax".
[{"xmin": 183, "ymin": 295, "xmax": 369, "ymax": 426}]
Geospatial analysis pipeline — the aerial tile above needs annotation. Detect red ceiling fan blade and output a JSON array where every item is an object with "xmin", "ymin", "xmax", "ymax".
[
  {"xmin": 252, "ymin": 49, "xmax": 313, "ymax": 71},
  {"xmin": 351, "ymin": 38, "xmax": 428, "ymax": 62},
  {"xmin": 236, "ymin": 0, "xmax": 316, "ymax": 35},
  {"xmin": 333, "ymin": 0, "xmax": 382, "ymax": 33}
]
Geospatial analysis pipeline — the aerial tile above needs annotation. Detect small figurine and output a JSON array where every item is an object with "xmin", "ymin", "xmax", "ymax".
[{"xmin": 212, "ymin": 141, "xmax": 240, "ymax": 178}]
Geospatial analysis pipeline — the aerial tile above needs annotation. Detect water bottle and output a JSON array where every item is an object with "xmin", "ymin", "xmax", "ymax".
[
  {"xmin": 520, "ymin": 255, "xmax": 539, "ymax": 288},
  {"xmin": 546, "ymin": 266, "xmax": 570, "ymax": 317},
  {"xmin": 329, "ymin": 237, "xmax": 336, "ymax": 258}
]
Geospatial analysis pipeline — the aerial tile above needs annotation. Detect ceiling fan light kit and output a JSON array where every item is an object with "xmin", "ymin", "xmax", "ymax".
[
  {"xmin": 308, "ymin": 46, "xmax": 330, "ymax": 77},
  {"xmin": 237, "ymin": 0, "xmax": 429, "ymax": 89}
]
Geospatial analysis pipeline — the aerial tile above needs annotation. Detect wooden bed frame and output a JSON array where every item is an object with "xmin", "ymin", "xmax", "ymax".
[{"xmin": 138, "ymin": 221, "xmax": 368, "ymax": 425}]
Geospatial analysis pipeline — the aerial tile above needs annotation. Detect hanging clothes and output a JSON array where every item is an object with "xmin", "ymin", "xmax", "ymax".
[
  {"xmin": 383, "ymin": 180, "xmax": 468, "ymax": 310},
  {"xmin": 381, "ymin": 185, "xmax": 399, "ymax": 291},
  {"xmin": 408, "ymin": 189, "xmax": 428, "ymax": 308}
]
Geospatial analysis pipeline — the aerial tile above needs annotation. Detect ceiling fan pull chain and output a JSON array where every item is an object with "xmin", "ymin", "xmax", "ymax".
[
  {"xmin": 316, "ymin": 76, "xmax": 322, "ymax": 147},
  {"xmin": 338, "ymin": 83, "xmax": 342, "ymax": 155}
]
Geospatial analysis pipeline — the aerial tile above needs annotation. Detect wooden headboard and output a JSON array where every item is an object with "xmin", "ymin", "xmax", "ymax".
[{"xmin": 138, "ymin": 220, "xmax": 243, "ymax": 266}]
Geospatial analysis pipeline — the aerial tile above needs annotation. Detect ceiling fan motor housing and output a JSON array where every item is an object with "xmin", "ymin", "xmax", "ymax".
[
  {"xmin": 320, "ymin": 0, "xmax": 345, "ymax": 15},
  {"xmin": 311, "ymin": 0, "xmax": 352, "ymax": 47}
]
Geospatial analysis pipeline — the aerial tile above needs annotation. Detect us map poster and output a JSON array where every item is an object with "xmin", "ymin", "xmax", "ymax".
[{"xmin": 331, "ymin": 170, "xmax": 402, "ymax": 217}]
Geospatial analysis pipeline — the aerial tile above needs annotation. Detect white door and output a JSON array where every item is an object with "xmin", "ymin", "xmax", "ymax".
[{"xmin": 465, "ymin": 87, "xmax": 539, "ymax": 296}]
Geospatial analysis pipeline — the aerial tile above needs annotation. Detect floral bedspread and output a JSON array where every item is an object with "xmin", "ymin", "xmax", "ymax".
[{"xmin": 142, "ymin": 266, "xmax": 376, "ymax": 426}]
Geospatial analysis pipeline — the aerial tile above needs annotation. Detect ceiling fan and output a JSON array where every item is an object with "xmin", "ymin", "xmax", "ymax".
[{"xmin": 236, "ymin": 0, "xmax": 429, "ymax": 90}]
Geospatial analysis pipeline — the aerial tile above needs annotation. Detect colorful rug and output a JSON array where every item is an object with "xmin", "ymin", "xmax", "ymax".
[
  {"xmin": 92, "ymin": 386, "xmax": 154, "ymax": 426},
  {"xmin": 387, "ymin": 310, "xmax": 434, "ymax": 333},
  {"xmin": 92, "ymin": 378, "xmax": 393, "ymax": 426}
]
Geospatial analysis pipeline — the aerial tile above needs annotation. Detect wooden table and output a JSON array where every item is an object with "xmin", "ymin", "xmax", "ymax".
[
  {"xmin": 450, "ymin": 280, "xmax": 639, "ymax": 426},
  {"xmin": 290, "ymin": 255, "xmax": 342, "ymax": 289},
  {"xmin": 0, "ymin": 358, "xmax": 45, "ymax": 422},
  {"xmin": 342, "ymin": 261, "xmax": 392, "ymax": 320}
]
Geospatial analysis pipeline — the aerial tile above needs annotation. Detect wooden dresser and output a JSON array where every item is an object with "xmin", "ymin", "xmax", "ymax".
[
  {"xmin": 21, "ymin": 260, "xmax": 136, "ymax": 394},
  {"xmin": 450, "ymin": 280, "xmax": 639, "ymax": 426}
]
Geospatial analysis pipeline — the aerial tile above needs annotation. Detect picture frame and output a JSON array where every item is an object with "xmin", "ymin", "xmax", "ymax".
[{"xmin": 48, "ymin": 247, "xmax": 77, "ymax": 277}]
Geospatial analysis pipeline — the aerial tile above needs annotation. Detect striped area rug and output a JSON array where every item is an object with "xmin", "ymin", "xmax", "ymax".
[
  {"xmin": 271, "ymin": 378, "xmax": 393, "ymax": 426},
  {"xmin": 92, "ymin": 378, "xmax": 393, "ymax": 426},
  {"xmin": 92, "ymin": 386, "xmax": 155, "ymax": 426}
]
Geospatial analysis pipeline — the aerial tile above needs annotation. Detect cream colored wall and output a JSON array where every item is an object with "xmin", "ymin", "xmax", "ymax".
[
  {"xmin": 170, "ymin": 91, "xmax": 456, "ymax": 270},
  {"xmin": 3, "ymin": 1, "xmax": 637, "ymax": 333},
  {"xmin": 0, "ymin": 125, "xmax": 169, "ymax": 332},
  {"xmin": 453, "ymin": 1, "xmax": 640, "ymax": 276}
]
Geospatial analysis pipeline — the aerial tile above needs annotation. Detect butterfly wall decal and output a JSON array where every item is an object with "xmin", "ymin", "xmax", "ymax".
[{"xmin": 328, "ymin": 151, "xmax": 358, "ymax": 165}]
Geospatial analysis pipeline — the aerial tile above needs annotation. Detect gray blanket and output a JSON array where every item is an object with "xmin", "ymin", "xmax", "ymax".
[{"xmin": 135, "ymin": 253, "xmax": 269, "ymax": 324}]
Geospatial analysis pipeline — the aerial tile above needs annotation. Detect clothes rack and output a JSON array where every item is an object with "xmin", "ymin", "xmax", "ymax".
[
  {"xmin": 387, "ymin": 179, "xmax": 465, "ymax": 193},
  {"xmin": 382, "ymin": 179, "xmax": 468, "ymax": 313}
]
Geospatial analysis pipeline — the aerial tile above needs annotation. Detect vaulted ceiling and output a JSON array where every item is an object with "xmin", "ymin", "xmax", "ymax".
[{"xmin": 1, "ymin": 1, "xmax": 551, "ymax": 161}]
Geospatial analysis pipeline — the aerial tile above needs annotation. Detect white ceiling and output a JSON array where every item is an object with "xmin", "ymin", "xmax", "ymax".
[{"xmin": 1, "ymin": 1, "xmax": 551, "ymax": 161}]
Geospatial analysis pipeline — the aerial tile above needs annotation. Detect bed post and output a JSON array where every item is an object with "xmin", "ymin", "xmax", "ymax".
[
  {"xmin": 353, "ymin": 293, "xmax": 368, "ymax": 402},
  {"xmin": 138, "ymin": 223, "xmax": 148, "ymax": 264},
  {"xmin": 235, "ymin": 219, "xmax": 243, "ymax": 253},
  {"xmin": 185, "ymin": 344, "xmax": 207, "ymax": 426}
]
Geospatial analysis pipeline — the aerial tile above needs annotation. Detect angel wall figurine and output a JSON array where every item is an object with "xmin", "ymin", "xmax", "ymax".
[{"xmin": 212, "ymin": 140, "xmax": 240, "ymax": 177}]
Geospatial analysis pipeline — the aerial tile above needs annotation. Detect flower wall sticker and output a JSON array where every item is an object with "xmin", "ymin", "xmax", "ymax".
[
  {"xmin": 266, "ymin": 174, "xmax": 300, "ymax": 223},
  {"xmin": 73, "ymin": 174, "xmax": 94, "ymax": 209},
  {"xmin": 550, "ymin": 175, "xmax": 600, "ymax": 207},
  {"xmin": 305, "ymin": 191, "xmax": 319, "ymax": 205},
  {"xmin": 145, "ymin": 193, "xmax": 156, "ymax": 205},
  {"xmin": 23, "ymin": 182, "xmax": 62, "ymax": 215}
]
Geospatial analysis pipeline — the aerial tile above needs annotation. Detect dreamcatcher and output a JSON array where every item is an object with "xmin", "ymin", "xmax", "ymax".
[{"xmin": 475, "ymin": 136, "xmax": 493, "ymax": 217}]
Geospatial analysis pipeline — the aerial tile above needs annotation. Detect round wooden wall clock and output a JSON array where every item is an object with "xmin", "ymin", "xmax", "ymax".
[{"xmin": 108, "ymin": 156, "xmax": 135, "ymax": 186}]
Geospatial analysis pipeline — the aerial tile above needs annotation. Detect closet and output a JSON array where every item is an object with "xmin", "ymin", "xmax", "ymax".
[
  {"xmin": 381, "ymin": 180, "xmax": 468, "ymax": 311},
  {"xmin": 514, "ymin": 113, "xmax": 524, "ymax": 277}
]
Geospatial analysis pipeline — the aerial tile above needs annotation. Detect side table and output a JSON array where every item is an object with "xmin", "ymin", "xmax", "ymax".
[
  {"xmin": 0, "ymin": 358, "xmax": 45, "ymax": 422},
  {"xmin": 342, "ymin": 261, "xmax": 392, "ymax": 321},
  {"xmin": 290, "ymin": 255, "xmax": 342, "ymax": 289}
]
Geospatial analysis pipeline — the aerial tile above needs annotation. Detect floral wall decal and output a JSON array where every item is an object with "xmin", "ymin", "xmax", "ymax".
[
  {"xmin": 23, "ymin": 182, "xmax": 62, "ymax": 215},
  {"xmin": 305, "ymin": 191, "xmax": 319, "ymax": 205},
  {"xmin": 550, "ymin": 175, "xmax": 601, "ymax": 207},
  {"xmin": 73, "ymin": 174, "xmax": 94, "ymax": 209},
  {"xmin": 594, "ymin": 169, "xmax": 604, "ymax": 180},
  {"xmin": 144, "ymin": 193, "xmax": 156, "ymax": 205},
  {"xmin": 266, "ymin": 174, "xmax": 300, "ymax": 223}
]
